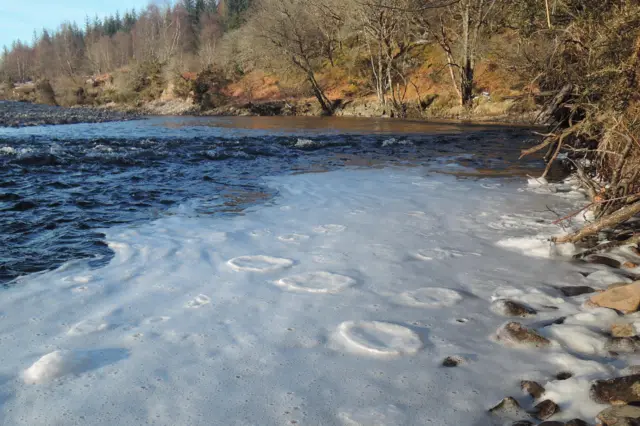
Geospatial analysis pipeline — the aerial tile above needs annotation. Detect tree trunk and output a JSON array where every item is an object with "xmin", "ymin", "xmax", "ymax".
[
  {"xmin": 307, "ymin": 71, "xmax": 333, "ymax": 116},
  {"xmin": 460, "ymin": 60, "xmax": 474, "ymax": 107}
]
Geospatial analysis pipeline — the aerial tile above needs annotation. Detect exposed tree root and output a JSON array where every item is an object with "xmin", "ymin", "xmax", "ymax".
[{"xmin": 553, "ymin": 201, "xmax": 640, "ymax": 244}]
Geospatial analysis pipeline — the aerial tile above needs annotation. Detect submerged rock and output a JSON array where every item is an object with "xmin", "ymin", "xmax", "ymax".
[
  {"xmin": 605, "ymin": 337, "xmax": 640, "ymax": 354},
  {"xmin": 590, "ymin": 282, "xmax": 640, "ymax": 314},
  {"xmin": 591, "ymin": 374, "xmax": 640, "ymax": 404},
  {"xmin": 492, "ymin": 300, "xmax": 538, "ymax": 317},
  {"xmin": 489, "ymin": 397, "xmax": 529, "ymax": 420},
  {"xmin": 559, "ymin": 286, "xmax": 596, "ymax": 297},
  {"xmin": 496, "ymin": 322, "xmax": 551, "ymax": 348},
  {"xmin": 521, "ymin": 380, "xmax": 546, "ymax": 399},
  {"xmin": 596, "ymin": 405, "xmax": 640, "ymax": 426},
  {"xmin": 531, "ymin": 399, "xmax": 560, "ymax": 420}
]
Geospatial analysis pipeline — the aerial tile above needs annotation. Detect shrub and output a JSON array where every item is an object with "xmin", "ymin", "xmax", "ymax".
[{"xmin": 193, "ymin": 67, "xmax": 230, "ymax": 109}]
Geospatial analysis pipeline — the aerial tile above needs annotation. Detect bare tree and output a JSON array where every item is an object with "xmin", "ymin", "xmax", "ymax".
[
  {"xmin": 248, "ymin": 0, "xmax": 339, "ymax": 115},
  {"xmin": 410, "ymin": 0, "xmax": 500, "ymax": 107}
]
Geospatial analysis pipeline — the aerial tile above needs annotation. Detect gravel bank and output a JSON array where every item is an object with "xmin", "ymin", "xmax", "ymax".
[{"xmin": 0, "ymin": 101, "xmax": 139, "ymax": 127}]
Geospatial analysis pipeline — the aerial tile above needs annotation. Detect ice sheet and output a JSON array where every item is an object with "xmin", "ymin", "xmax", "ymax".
[{"xmin": 0, "ymin": 168, "xmax": 624, "ymax": 425}]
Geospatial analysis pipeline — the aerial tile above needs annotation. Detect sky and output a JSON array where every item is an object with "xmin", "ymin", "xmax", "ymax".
[{"xmin": 0, "ymin": 0, "xmax": 153, "ymax": 48}]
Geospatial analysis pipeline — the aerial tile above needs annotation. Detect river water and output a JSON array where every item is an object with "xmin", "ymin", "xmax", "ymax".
[{"xmin": 0, "ymin": 116, "xmax": 540, "ymax": 285}]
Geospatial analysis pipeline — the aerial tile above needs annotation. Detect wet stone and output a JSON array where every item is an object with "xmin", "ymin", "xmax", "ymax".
[
  {"xmin": 512, "ymin": 421, "xmax": 534, "ymax": 426},
  {"xmin": 497, "ymin": 322, "xmax": 551, "ymax": 348},
  {"xmin": 612, "ymin": 323, "xmax": 637, "ymax": 338},
  {"xmin": 538, "ymin": 422, "xmax": 565, "ymax": 426},
  {"xmin": 588, "ymin": 255, "xmax": 622, "ymax": 269},
  {"xmin": 521, "ymin": 380, "xmax": 546, "ymax": 399},
  {"xmin": 556, "ymin": 371, "xmax": 573, "ymax": 380},
  {"xmin": 597, "ymin": 405, "xmax": 640, "ymax": 426},
  {"xmin": 605, "ymin": 337, "xmax": 640, "ymax": 354},
  {"xmin": 489, "ymin": 397, "xmax": 529, "ymax": 420},
  {"xmin": 492, "ymin": 300, "xmax": 538, "ymax": 317},
  {"xmin": 559, "ymin": 286, "xmax": 596, "ymax": 297},
  {"xmin": 531, "ymin": 400, "xmax": 560, "ymax": 420},
  {"xmin": 442, "ymin": 356, "xmax": 464, "ymax": 367},
  {"xmin": 591, "ymin": 374, "xmax": 640, "ymax": 405}
]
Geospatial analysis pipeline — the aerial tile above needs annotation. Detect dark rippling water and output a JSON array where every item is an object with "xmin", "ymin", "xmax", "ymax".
[{"xmin": 0, "ymin": 116, "xmax": 541, "ymax": 285}]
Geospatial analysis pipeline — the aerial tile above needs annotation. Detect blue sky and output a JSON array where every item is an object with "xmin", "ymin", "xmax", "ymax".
[{"xmin": 0, "ymin": 0, "xmax": 153, "ymax": 48}]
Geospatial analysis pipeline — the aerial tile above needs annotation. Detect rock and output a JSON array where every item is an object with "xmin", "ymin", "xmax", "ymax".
[
  {"xmin": 589, "ymin": 255, "xmax": 622, "ymax": 269},
  {"xmin": 559, "ymin": 286, "xmax": 596, "ymax": 297},
  {"xmin": 538, "ymin": 422, "xmax": 565, "ymax": 426},
  {"xmin": 591, "ymin": 374, "xmax": 640, "ymax": 404},
  {"xmin": 596, "ymin": 405, "xmax": 640, "ymax": 426},
  {"xmin": 442, "ymin": 355, "xmax": 464, "ymax": 367},
  {"xmin": 492, "ymin": 300, "xmax": 538, "ymax": 317},
  {"xmin": 605, "ymin": 337, "xmax": 640, "ymax": 353},
  {"xmin": 496, "ymin": 322, "xmax": 551, "ymax": 348},
  {"xmin": 489, "ymin": 397, "xmax": 529, "ymax": 420},
  {"xmin": 622, "ymin": 366, "xmax": 640, "ymax": 376},
  {"xmin": 609, "ymin": 282, "xmax": 634, "ymax": 290},
  {"xmin": 531, "ymin": 399, "xmax": 560, "ymax": 420},
  {"xmin": 590, "ymin": 282, "xmax": 640, "ymax": 314},
  {"xmin": 521, "ymin": 380, "xmax": 546, "ymax": 399},
  {"xmin": 613, "ymin": 323, "xmax": 637, "ymax": 338},
  {"xmin": 512, "ymin": 421, "xmax": 534, "ymax": 426},
  {"xmin": 625, "ymin": 262, "xmax": 640, "ymax": 269},
  {"xmin": 556, "ymin": 371, "xmax": 573, "ymax": 380},
  {"xmin": 631, "ymin": 246, "xmax": 640, "ymax": 256},
  {"xmin": 565, "ymin": 420, "xmax": 589, "ymax": 426}
]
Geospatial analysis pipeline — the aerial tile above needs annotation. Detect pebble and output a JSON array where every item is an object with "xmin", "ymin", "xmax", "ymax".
[{"xmin": 521, "ymin": 380, "xmax": 546, "ymax": 399}]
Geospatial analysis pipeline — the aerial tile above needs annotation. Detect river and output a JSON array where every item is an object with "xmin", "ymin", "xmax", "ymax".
[{"xmin": 0, "ymin": 116, "xmax": 616, "ymax": 425}]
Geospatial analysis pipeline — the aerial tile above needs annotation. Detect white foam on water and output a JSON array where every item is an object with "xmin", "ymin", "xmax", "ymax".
[{"xmin": 0, "ymin": 168, "xmax": 616, "ymax": 425}]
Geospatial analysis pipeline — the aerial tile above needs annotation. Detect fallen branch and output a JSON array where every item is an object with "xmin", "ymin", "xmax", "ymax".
[
  {"xmin": 573, "ymin": 234, "xmax": 640, "ymax": 259},
  {"xmin": 554, "ymin": 201, "xmax": 640, "ymax": 244}
]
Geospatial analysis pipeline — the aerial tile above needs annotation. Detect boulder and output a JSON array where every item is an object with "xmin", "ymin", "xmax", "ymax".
[
  {"xmin": 521, "ymin": 380, "xmax": 546, "ymax": 399},
  {"xmin": 591, "ymin": 375, "xmax": 640, "ymax": 404},
  {"xmin": 531, "ymin": 399, "xmax": 560, "ymax": 420},
  {"xmin": 496, "ymin": 322, "xmax": 551, "ymax": 348},
  {"xmin": 538, "ymin": 422, "xmax": 565, "ymax": 426},
  {"xmin": 624, "ymin": 262, "xmax": 639, "ymax": 269},
  {"xmin": 559, "ymin": 286, "xmax": 596, "ymax": 297},
  {"xmin": 492, "ymin": 300, "xmax": 538, "ymax": 317},
  {"xmin": 596, "ymin": 405, "xmax": 640, "ymax": 426},
  {"xmin": 590, "ymin": 282, "xmax": 640, "ymax": 314},
  {"xmin": 511, "ymin": 421, "xmax": 534, "ymax": 426}
]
